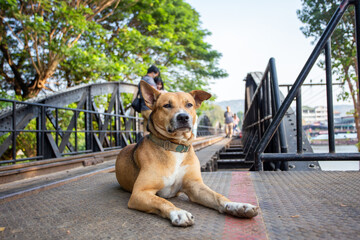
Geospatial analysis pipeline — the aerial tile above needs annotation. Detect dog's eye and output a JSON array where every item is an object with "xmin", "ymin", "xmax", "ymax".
[
  {"xmin": 163, "ymin": 103, "xmax": 172, "ymax": 108},
  {"xmin": 186, "ymin": 103, "xmax": 193, "ymax": 108}
]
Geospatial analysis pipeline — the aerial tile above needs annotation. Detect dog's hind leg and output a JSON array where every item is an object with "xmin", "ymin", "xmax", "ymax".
[
  {"xmin": 128, "ymin": 190, "xmax": 195, "ymax": 227},
  {"xmin": 183, "ymin": 179, "xmax": 258, "ymax": 218}
]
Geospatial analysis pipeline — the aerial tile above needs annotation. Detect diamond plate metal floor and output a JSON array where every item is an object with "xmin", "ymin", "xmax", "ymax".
[
  {"xmin": 1, "ymin": 168, "xmax": 359, "ymax": 239},
  {"xmin": 252, "ymin": 171, "xmax": 360, "ymax": 240},
  {"xmin": 0, "ymin": 171, "xmax": 266, "ymax": 240}
]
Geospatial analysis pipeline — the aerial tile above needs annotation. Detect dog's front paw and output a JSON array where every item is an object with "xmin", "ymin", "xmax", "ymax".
[
  {"xmin": 223, "ymin": 202, "xmax": 259, "ymax": 218},
  {"xmin": 169, "ymin": 210, "xmax": 195, "ymax": 227}
]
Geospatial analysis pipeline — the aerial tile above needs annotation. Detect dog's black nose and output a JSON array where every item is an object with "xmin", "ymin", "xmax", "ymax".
[{"xmin": 177, "ymin": 113, "xmax": 190, "ymax": 123}]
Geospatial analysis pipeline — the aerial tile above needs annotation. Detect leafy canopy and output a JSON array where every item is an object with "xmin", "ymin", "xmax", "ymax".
[
  {"xmin": 297, "ymin": 0, "xmax": 360, "ymax": 149},
  {"xmin": 0, "ymin": 0, "xmax": 227, "ymax": 99},
  {"xmin": 297, "ymin": 0, "xmax": 357, "ymax": 103}
]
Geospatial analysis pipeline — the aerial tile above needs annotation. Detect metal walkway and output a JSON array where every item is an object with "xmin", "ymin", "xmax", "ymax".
[{"xmin": 1, "ymin": 166, "xmax": 359, "ymax": 239}]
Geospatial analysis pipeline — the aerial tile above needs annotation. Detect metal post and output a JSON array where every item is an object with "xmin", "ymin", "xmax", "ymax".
[
  {"xmin": 85, "ymin": 88, "xmax": 92, "ymax": 151},
  {"xmin": 36, "ymin": 107, "xmax": 41, "ymax": 159},
  {"xmin": 110, "ymin": 114, "xmax": 113, "ymax": 147},
  {"xmin": 353, "ymin": 0, "xmax": 360, "ymax": 133},
  {"xmin": 257, "ymin": 89, "xmax": 261, "ymax": 139},
  {"xmin": 296, "ymin": 88, "xmax": 303, "ymax": 154},
  {"xmin": 325, "ymin": 40, "xmax": 335, "ymax": 153},
  {"xmin": 260, "ymin": 79, "xmax": 265, "ymax": 134},
  {"xmin": 55, "ymin": 108, "xmax": 59, "ymax": 146},
  {"xmin": 12, "ymin": 102, "xmax": 16, "ymax": 162},
  {"xmin": 115, "ymin": 88, "xmax": 121, "ymax": 146},
  {"xmin": 75, "ymin": 110, "xmax": 78, "ymax": 152},
  {"xmin": 41, "ymin": 106, "xmax": 45, "ymax": 159},
  {"xmin": 264, "ymin": 74, "xmax": 270, "ymax": 131},
  {"xmin": 254, "ymin": 0, "xmax": 349, "ymax": 157},
  {"xmin": 269, "ymin": 58, "xmax": 288, "ymax": 154}
]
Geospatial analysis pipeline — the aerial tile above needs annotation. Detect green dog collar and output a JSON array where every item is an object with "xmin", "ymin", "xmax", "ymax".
[{"xmin": 148, "ymin": 134, "xmax": 190, "ymax": 153}]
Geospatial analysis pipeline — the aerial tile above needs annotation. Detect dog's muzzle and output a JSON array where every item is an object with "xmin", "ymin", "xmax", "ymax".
[{"xmin": 168, "ymin": 111, "xmax": 193, "ymax": 133}]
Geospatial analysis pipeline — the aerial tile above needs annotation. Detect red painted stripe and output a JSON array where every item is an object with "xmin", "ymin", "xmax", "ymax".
[{"xmin": 222, "ymin": 172, "xmax": 268, "ymax": 240}]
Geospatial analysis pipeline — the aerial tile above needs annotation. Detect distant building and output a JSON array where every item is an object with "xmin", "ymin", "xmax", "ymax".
[
  {"xmin": 302, "ymin": 105, "xmax": 355, "ymax": 132},
  {"xmin": 302, "ymin": 106, "xmax": 327, "ymax": 124},
  {"xmin": 334, "ymin": 116, "xmax": 355, "ymax": 131}
]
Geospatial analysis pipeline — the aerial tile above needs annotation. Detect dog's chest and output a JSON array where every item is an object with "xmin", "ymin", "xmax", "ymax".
[{"xmin": 157, "ymin": 152, "xmax": 188, "ymax": 198}]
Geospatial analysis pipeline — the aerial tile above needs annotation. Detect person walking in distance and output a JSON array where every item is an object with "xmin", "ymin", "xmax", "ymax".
[
  {"xmin": 139, "ymin": 65, "xmax": 160, "ymax": 134},
  {"xmin": 233, "ymin": 113, "xmax": 240, "ymax": 134},
  {"xmin": 224, "ymin": 106, "xmax": 234, "ymax": 138}
]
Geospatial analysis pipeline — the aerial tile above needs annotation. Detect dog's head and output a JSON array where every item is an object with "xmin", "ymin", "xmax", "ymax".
[{"xmin": 140, "ymin": 81, "xmax": 211, "ymax": 142}]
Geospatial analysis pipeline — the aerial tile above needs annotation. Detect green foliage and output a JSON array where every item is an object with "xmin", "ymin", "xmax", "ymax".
[
  {"xmin": 297, "ymin": 0, "xmax": 357, "ymax": 103},
  {"xmin": 0, "ymin": 0, "xmax": 227, "ymax": 98},
  {"xmin": 236, "ymin": 111, "xmax": 243, "ymax": 129},
  {"xmin": 203, "ymin": 104, "xmax": 225, "ymax": 127},
  {"xmin": 0, "ymin": 0, "xmax": 227, "ymax": 162},
  {"xmin": 297, "ymin": 0, "xmax": 359, "ymax": 148}
]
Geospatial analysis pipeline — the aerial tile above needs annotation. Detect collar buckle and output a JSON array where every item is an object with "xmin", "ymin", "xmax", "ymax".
[
  {"xmin": 180, "ymin": 146, "xmax": 188, "ymax": 153},
  {"xmin": 163, "ymin": 140, "xmax": 171, "ymax": 150}
]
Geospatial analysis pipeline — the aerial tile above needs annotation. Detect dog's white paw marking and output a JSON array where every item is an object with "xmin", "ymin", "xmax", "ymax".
[
  {"xmin": 223, "ymin": 202, "xmax": 259, "ymax": 218},
  {"xmin": 169, "ymin": 210, "xmax": 195, "ymax": 227}
]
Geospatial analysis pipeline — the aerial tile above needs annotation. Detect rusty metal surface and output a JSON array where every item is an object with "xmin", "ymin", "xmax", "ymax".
[
  {"xmin": 0, "ymin": 172, "xmax": 235, "ymax": 239},
  {"xmin": 251, "ymin": 171, "xmax": 360, "ymax": 240}
]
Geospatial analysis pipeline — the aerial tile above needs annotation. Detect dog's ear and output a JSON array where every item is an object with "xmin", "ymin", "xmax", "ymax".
[
  {"xmin": 189, "ymin": 90, "xmax": 212, "ymax": 109},
  {"xmin": 140, "ymin": 80, "xmax": 161, "ymax": 110}
]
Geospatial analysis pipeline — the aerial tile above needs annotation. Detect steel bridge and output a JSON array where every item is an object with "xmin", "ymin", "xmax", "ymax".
[{"xmin": 1, "ymin": 0, "xmax": 360, "ymax": 239}]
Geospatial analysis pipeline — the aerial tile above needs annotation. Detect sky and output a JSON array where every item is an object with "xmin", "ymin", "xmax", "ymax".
[{"xmin": 186, "ymin": 0, "xmax": 352, "ymax": 107}]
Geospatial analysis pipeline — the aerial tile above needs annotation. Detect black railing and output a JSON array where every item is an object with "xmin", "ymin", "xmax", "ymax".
[
  {"xmin": 242, "ymin": 60, "xmax": 288, "ymax": 171},
  {"xmin": 0, "ymin": 82, "xmax": 143, "ymax": 165},
  {"xmin": 0, "ymin": 82, "xmax": 220, "ymax": 165},
  {"xmin": 242, "ymin": 0, "xmax": 360, "ymax": 170}
]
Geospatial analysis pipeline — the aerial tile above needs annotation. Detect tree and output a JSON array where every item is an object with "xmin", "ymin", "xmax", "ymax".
[
  {"xmin": 297, "ymin": 0, "xmax": 360, "ymax": 149},
  {"xmin": 62, "ymin": 0, "xmax": 227, "ymax": 92},
  {"xmin": 204, "ymin": 104, "xmax": 225, "ymax": 126},
  {"xmin": 0, "ymin": 0, "xmax": 227, "ymax": 99},
  {"xmin": 0, "ymin": 0, "xmax": 120, "ymax": 98},
  {"xmin": 236, "ymin": 111, "xmax": 243, "ymax": 129}
]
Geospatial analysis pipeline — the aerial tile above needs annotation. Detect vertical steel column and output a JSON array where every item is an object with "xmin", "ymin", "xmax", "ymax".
[
  {"xmin": 261, "ymin": 78, "xmax": 266, "ymax": 134},
  {"xmin": 257, "ymin": 88, "xmax": 261, "ymax": 140},
  {"xmin": 353, "ymin": 0, "xmax": 360, "ymax": 133},
  {"xmin": 55, "ymin": 108, "xmax": 59, "ymax": 146},
  {"xmin": 36, "ymin": 107, "xmax": 41, "ymax": 159},
  {"xmin": 264, "ymin": 74, "xmax": 270, "ymax": 131},
  {"xmin": 75, "ymin": 109, "xmax": 78, "ymax": 152},
  {"xmin": 255, "ymin": 0, "xmax": 349, "ymax": 166},
  {"xmin": 325, "ymin": 40, "xmax": 335, "ymax": 153},
  {"xmin": 296, "ymin": 88, "xmax": 303, "ymax": 153},
  {"xmin": 115, "ymin": 85, "xmax": 121, "ymax": 146},
  {"xmin": 110, "ymin": 113, "xmax": 113, "ymax": 147},
  {"xmin": 12, "ymin": 102, "xmax": 16, "ymax": 162},
  {"xmin": 85, "ymin": 88, "xmax": 92, "ymax": 151},
  {"xmin": 269, "ymin": 58, "xmax": 288, "ymax": 154},
  {"xmin": 41, "ymin": 106, "xmax": 45, "ymax": 159}
]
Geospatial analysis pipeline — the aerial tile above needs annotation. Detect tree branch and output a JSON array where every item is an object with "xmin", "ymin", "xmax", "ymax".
[
  {"xmin": 0, "ymin": 42, "xmax": 26, "ymax": 93},
  {"xmin": 0, "ymin": 16, "xmax": 25, "ymax": 47},
  {"xmin": 24, "ymin": 34, "xmax": 41, "ymax": 75},
  {"xmin": 95, "ymin": 0, "xmax": 121, "ymax": 23},
  {"xmin": 86, "ymin": 0, "xmax": 117, "ymax": 21}
]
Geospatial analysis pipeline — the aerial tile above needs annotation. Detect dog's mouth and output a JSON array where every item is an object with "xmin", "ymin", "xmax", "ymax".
[{"xmin": 167, "ymin": 126, "xmax": 191, "ymax": 133}]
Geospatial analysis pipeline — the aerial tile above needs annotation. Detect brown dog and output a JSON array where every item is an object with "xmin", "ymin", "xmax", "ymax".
[{"xmin": 115, "ymin": 81, "xmax": 258, "ymax": 227}]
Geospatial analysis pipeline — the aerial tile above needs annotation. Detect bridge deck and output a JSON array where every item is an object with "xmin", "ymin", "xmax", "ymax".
[{"xmin": 1, "ymin": 162, "xmax": 360, "ymax": 239}]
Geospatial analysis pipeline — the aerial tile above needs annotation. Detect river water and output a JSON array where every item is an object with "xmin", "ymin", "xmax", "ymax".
[{"xmin": 311, "ymin": 145, "xmax": 359, "ymax": 171}]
